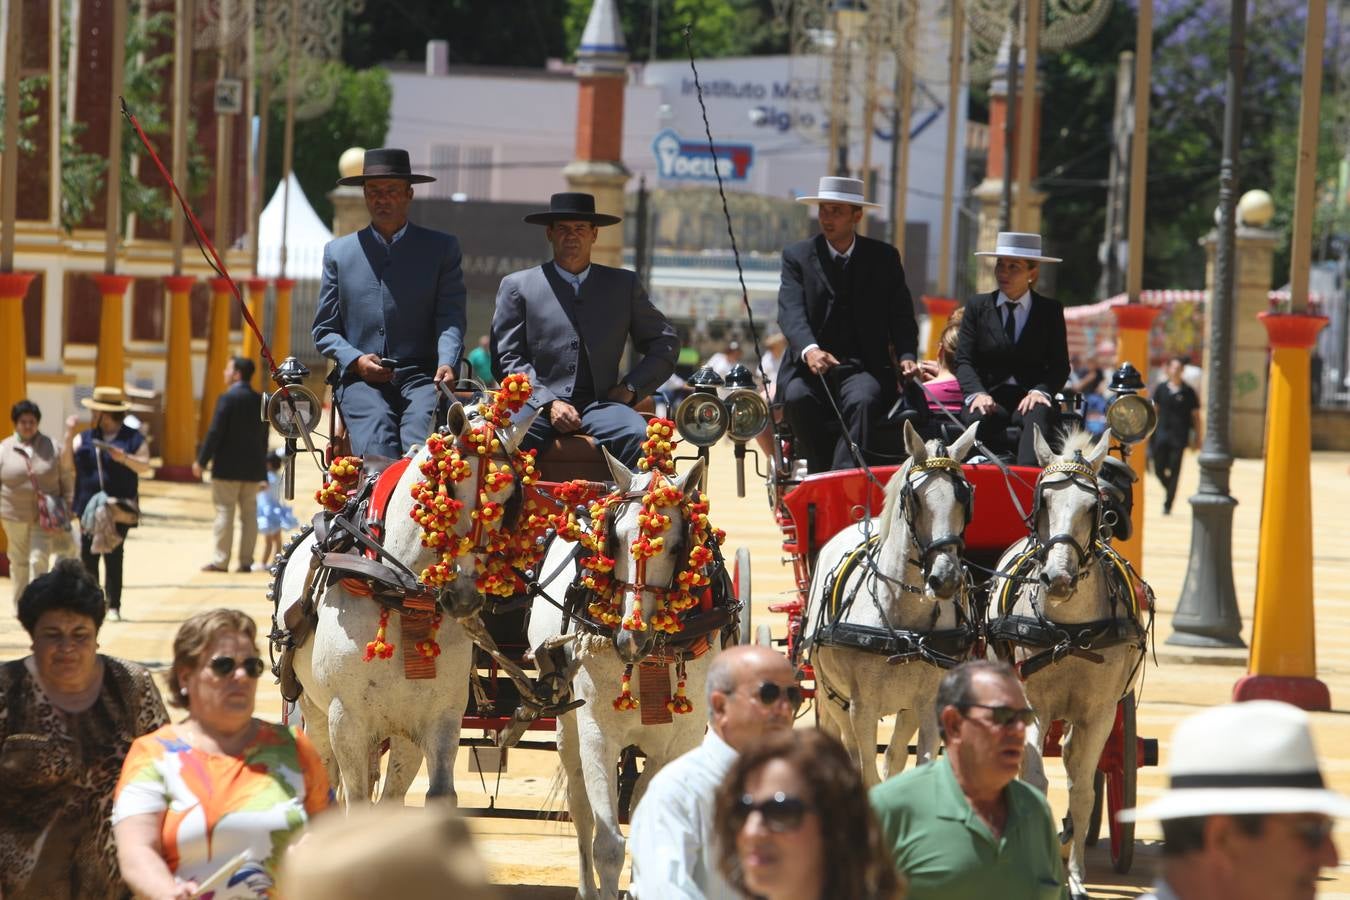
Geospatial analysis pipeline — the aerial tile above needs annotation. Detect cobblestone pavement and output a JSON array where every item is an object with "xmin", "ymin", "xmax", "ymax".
[{"xmin": 4, "ymin": 439, "xmax": 1349, "ymax": 897}]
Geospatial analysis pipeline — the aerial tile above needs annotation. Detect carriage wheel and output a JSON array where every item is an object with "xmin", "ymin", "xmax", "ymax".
[
  {"xmin": 1106, "ymin": 695, "xmax": 1137, "ymax": 873},
  {"xmin": 736, "ymin": 547, "xmax": 753, "ymax": 645}
]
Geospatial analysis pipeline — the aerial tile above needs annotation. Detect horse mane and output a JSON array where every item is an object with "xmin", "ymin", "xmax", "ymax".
[{"xmin": 1056, "ymin": 426, "xmax": 1095, "ymax": 460}]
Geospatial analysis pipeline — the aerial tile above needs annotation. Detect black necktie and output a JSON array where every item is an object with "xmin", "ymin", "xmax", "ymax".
[
  {"xmin": 1002, "ymin": 302, "xmax": 1017, "ymax": 343},
  {"xmin": 832, "ymin": 254, "xmax": 848, "ymax": 281}
]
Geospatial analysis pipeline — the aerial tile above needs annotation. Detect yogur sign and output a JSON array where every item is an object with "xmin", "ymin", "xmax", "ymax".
[{"xmin": 652, "ymin": 129, "xmax": 754, "ymax": 182}]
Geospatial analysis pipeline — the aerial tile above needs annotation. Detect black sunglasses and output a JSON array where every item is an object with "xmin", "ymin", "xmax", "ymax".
[
  {"xmin": 1291, "ymin": 817, "xmax": 1335, "ymax": 851},
  {"xmin": 750, "ymin": 681, "xmax": 804, "ymax": 709},
  {"xmin": 207, "ymin": 656, "xmax": 266, "ymax": 679},
  {"xmin": 734, "ymin": 792, "xmax": 812, "ymax": 833},
  {"xmin": 961, "ymin": 703, "xmax": 1037, "ymax": 728}
]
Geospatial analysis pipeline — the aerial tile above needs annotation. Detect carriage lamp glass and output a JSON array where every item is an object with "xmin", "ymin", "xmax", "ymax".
[
  {"xmin": 725, "ymin": 388, "xmax": 769, "ymax": 443},
  {"xmin": 265, "ymin": 384, "xmax": 323, "ymax": 439},
  {"xmin": 675, "ymin": 393, "xmax": 729, "ymax": 447},
  {"xmin": 1105, "ymin": 393, "xmax": 1157, "ymax": 444}
]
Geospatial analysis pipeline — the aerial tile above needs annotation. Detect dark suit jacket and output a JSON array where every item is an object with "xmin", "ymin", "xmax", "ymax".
[
  {"xmin": 491, "ymin": 262, "xmax": 679, "ymax": 412},
  {"xmin": 197, "ymin": 380, "xmax": 268, "ymax": 481},
  {"xmin": 312, "ymin": 222, "xmax": 467, "ymax": 374},
  {"xmin": 954, "ymin": 290, "xmax": 1071, "ymax": 400},
  {"xmin": 776, "ymin": 233, "xmax": 918, "ymax": 392}
]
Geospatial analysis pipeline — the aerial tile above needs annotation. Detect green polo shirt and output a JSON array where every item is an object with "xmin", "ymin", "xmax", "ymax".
[{"xmin": 869, "ymin": 757, "xmax": 1069, "ymax": 900}]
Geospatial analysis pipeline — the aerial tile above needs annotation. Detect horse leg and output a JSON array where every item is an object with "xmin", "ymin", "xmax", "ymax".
[
  {"xmin": 328, "ymin": 698, "xmax": 373, "ymax": 807},
  {"xmin": 422, "ymin": 714, "xmax": 463, "ymax": 804},
  {"xmin": 557, "ymin": 714, "xmax": 598, "ymax": 900},
  {"xmin": 1062, "ymin": 714, "xmax": 1114, "ymax": 898},
  {"xmin": 915, "ymin": 707, "xmax": 942, "ymax": 766},
  {"xmin": 379, "ymin": 736, "xmax": 423, "ymax": 804},
  {"xmin": 1019, "ymin": 718, "xmax": 1050, "ymax": 794},
  {"xmin": 883, "ymin": 708, "xmax": 918, "ymax": 780},
  {"xmin": 298, "ymin": 695, "xmax": 336, "ymax": 785},
  {"xmin": 847, "ymin": 692, "xmax": 885, "ymax": 789},
  {"xmin": 576, "ymin": 726, "xmax": 625, "ymax": 900}
]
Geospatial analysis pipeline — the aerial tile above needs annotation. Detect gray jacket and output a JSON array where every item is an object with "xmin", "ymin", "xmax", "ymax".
[
  {"xmin": 312, "ymin": 223, "xmax": 467, "ymax": 375},
  {"xmin": 491, "ymin": 262, "xmax": 678, "ymax": 411}
]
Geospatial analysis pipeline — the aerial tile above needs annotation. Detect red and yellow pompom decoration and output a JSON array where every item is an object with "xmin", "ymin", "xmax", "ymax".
[
  {"xmin": 364, "ymin": 607, "xmax": 395, "ymax": 661},
  {"xmin": 638, "ymin": 419, "xmax": 678, "ymax": 475},
  {"xmin": 666, "ymin": 674, "xmax": 694, "ymax": 715},
  {"xmin": 613, "ymin": 664, "xmax": 639, "ymax": 711},
  {"xmin": 317, "ymin": 456, "xmax": 362, "ymax": 512},
  {"xmin": 415, "ymin": 613, "xmax": 443, "ymax": 659}
]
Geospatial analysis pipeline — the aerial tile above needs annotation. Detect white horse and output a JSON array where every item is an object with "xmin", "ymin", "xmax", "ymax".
[
  {"xmin": 527, "ymin": 451, "xmax": 714, "ymax": 900},
  {"xmin": 987, "ymin": 428, "xmax": 1147, "ymax": 899},
  {"xmin": 802, "ymin": 420, "xmax": 979, "ymax": 787},
  {"xmin": 277, "ymin": 400, "xmax": 537, "ymax": 805}
]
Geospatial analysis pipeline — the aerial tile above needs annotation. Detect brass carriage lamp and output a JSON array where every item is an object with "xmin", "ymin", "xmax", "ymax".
[
  {"xmin": 674, "ymin": 365, "xmax": 770, "ymax": 497},
  {"xmin": 722, "ymin": 364, "xmax": 770, "ymax": 498},
  {"xmin": 1105, "ymin": 362, "xmax": 1157, "ymax": 445},
  {"xmin": 263, "ymin": 356, "xmax": 323, "ymax": 500},
  {"xmin": 675, "ymin": 367, "xmax": 729, "ymax": 448}
]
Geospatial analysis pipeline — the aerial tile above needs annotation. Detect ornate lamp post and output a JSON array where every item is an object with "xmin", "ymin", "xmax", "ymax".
[{"xmin": 1171, "ymin": 0, "xmax": 1246, "ymax": 649}]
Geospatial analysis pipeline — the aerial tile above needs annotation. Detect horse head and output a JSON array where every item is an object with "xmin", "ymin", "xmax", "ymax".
[
  {"xmin": 1031, "ymin": 425, "xmax": 1113, "ymax": 603},
  {"xmin": 882, "ymin": 420, "xmax": 979, "ymax": 601},
  {"xmin": 601, "ymin": 448, "xmax": 707, "ymax": 664},
  {"xmin": 429, "ymin": 398, "xmax": 540, "ymax": 617}
]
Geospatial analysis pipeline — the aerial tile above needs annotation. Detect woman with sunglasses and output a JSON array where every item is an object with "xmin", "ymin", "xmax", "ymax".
[
  {"xmin": 112, "ymin": 609, "xmax": 330, "ymax": 899},
  {"xmin": 0, "ymin": 559, "xmax": 168, "ymax": 900},
  {"xmin": 714, "ymin": 728, "xmax": 903, "ymax": 900}
]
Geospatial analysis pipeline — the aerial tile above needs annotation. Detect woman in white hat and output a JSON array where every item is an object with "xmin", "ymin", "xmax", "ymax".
[
  {"xmin": 1118, "ymin": 700, "xmax": 1348, "ymax": 900},
  {"xmin": 953, "ymin": 232, "xmax": 1070, "ymax": 465},
  {"xmin": 71, "ymin": 387, "xmax": 152, "ymax": 620}
]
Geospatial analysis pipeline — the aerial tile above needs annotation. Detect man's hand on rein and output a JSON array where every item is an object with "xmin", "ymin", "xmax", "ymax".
[{"xmin": 352, "ymin": 353, "xmax": 394, "ymax": 384}]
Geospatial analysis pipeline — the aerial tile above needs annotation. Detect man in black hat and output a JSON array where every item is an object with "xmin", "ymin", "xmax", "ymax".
[
  {"xmin": 491, "ymin": 193, "xmax": 678, "ymax": 466},
  {"xmin": 312, "ymin": 148, "xmax": 467, "ymax": 459}
]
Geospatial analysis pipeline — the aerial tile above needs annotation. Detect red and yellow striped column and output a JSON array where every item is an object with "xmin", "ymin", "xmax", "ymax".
[
  {"xmin": 1234, "ymin": 313, "xmax": 1331, "ymax": 710},
  {"xmin": 0, "ymin": 272, "xmax": 36, "ymax": 574},
  {"xmin": 923, "ymin": 296, "xmax": 962, "ymax": 362},
  {"xmin": 1111, "ymin": 303, "xmax": 1160, "ymax": 573},
  {"xmin": 240, "ymin": 277, "xmax": 270, "ymax": 367},
  {"xmin": 158, "ymin": 275, "xmax": 198, "ymax": 480},
  {"xmin": 198, "ymin": 277, "xmax": 235, "ymax": 444},
  {"xmin": 92, "ymin": 273, "xmax": 135, "ymax": 390},
  {"xmin": 271, "ymin": 277, "xmax": 295, "ymax": 369}
]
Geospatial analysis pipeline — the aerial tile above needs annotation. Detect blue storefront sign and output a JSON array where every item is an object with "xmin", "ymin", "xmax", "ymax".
[{"xmin": 652, "ymin": 129, "xmax": 754, "ymax": 182}]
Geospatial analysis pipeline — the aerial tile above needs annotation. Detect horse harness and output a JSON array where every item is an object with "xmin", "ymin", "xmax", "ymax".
[
  {"xmin": 811, "ymin": 455, "xmax": 978, "ymax": 673},
  {"xmin": 986, "ymin": 458, "xmax": 1152, "ymax": 682}
]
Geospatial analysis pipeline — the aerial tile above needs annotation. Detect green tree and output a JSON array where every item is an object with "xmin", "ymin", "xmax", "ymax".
[
  {"xmin": 263, "ymin": 64, "xmax": 392, "ymax": 225},
  {"xmin": 343, "ymin": 0, "xmax": 571, "ymax": 70},
  {"xmin": 563, "ymin": 0, "xmax": 787, "ymax": 60}
]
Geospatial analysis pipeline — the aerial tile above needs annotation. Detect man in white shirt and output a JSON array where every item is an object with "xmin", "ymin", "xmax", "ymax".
[
  {"xmin": 1118, "ymin": 701, "xmax": 1348, "ymax": 900},
  {"xmin": 627, "ymin": 645, "xmax": 801, "ymax": 899}
]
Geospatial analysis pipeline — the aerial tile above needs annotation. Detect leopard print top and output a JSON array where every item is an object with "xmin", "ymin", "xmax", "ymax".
[{"xmin": 0, "ymin": 655, "xmax": 168, "ymax": 900}]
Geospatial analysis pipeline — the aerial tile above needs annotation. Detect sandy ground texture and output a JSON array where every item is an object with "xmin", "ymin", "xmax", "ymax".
[{"xmin": 4, "ymin": 435, "xmax": 1350, "ymax": 898}]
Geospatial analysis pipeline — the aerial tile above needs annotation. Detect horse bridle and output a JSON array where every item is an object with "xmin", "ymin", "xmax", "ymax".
[
  {"xmin": 1029, "ymin": 456, "xmax": 1103, "ymax": 576},
  {"xmin": 898, "ymin": 454, "xmax": 974, "ymax": 573},
  {"xmin": 600, "ymin": 477, "xmax": 693, "ymax": 613}
]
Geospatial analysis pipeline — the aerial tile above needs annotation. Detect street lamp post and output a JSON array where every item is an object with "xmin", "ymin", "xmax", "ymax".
[{"xmin": 1170, "ymin": 0, "xmax": 1246, "ymax": 648}]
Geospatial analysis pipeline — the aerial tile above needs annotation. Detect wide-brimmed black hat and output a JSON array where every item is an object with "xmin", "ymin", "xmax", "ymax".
[
  {"xmin": 523, "ymin": 192, "xmax": 622, "ymax": 227},
  {"xmin": 336, "ymin": 148, "xmax": 435, "ymax": 186}
]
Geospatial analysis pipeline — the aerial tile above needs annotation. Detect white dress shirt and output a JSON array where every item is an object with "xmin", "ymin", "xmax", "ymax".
[
  {"xmin": 553, "ymin": 261, "xmax": 592, "ymax": 292},
  {"xmin": 997, "ymin": 290, "xmax": 1031, "ymax": 342},
  {"xmin": 627, "ymin": 728, "xmax": 740, "ymax": 900},
  {"xmin": 369, "ymin": 221, "xmax": 409, "ymax": 249}
]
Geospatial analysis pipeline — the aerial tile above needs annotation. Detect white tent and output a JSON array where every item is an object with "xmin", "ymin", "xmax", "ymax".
[{"xmin": 256, "ymin": 173, "xmax": 334, "ymax": 279}]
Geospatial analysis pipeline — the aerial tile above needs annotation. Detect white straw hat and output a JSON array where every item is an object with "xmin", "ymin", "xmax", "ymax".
[
  {"xmin": 1117, "ymin": 701, "xmax": 1350, "ymax": 822},
  {"xmin": 796, "ymin": 176, "xmax": 883, "ymax": 210},
  {"xmin": 973, "ymin": 231, "xmax": 1062, "ymax": 263}
]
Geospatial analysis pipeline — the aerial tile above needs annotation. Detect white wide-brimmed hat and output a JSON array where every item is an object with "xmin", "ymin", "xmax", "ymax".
[
  {"xmin": 796, "ymin": 176, "xmax": 883, "ymax": 209},
  {"xmin": 1117, "ymin": 701, "xmax": 1350, "ymax": 823},
  {"xmin": 973, "ymin": 231, "xmax": 1062, "ymax": 263},
  {"xmin": 80, "ymin": 386, "xmax": 131, "ymax": 413}
]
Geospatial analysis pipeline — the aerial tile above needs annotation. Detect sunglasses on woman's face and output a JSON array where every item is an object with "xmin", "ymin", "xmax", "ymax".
[
  {"xmin": 734, "ymin": 792, "xmax": 811, "ymax": 833},
  {"xmin": 749, "ymin": 681, "xmax": 804, "ymax": 709},
  {"xmin": 207, "ymin": 656, "xmax": 266, "ymax": 678}
]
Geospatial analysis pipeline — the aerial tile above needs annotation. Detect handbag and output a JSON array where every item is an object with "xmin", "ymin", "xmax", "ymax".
[
  {"xmin": 17, "ymin": 444, "xmax": 72, "ymax": 533},
  {"xmin": 93, "ymin": 438, "xmax": 141, "ymax": 528}
]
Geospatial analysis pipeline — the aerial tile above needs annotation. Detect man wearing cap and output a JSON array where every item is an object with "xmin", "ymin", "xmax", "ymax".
[
  {"xmin": 491, "ymin": 193, "xmax": 678, "ymax": 466},
  {"xmin": 312, "ymin": 148, "xmax": 467, "ymax": 459},
  {"xmin": 956, "ymin": 232, "xmax": 1070, "ymax": 465},
  {"xmin": 1119, "ymin": 700, "xmax": 1345, "ymax": 900},
  {"xmin": 776, "ymin": 176, "xmax": 919, "ymax": 472},
  {"xmin": 870, "ymin": 660, "xmax": 1069, "ymax": 900}
]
